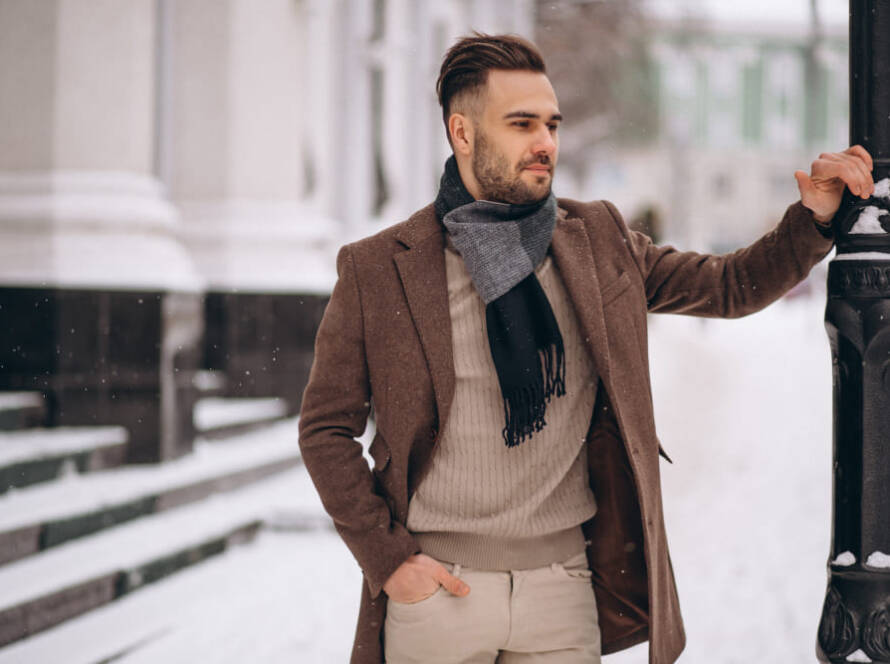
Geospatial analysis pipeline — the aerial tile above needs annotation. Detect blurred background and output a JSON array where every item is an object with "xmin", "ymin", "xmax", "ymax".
[{"xmin": 0, "ymin": 0, "xmax": 849, "ymax": 662}]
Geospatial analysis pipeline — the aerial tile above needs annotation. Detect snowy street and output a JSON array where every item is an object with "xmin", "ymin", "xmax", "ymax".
[{"xmin": 1, "ymin": 286, "xmax": 836, "ymax": 663}]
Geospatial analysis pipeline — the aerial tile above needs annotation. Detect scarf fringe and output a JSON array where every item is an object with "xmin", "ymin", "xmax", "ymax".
[
  {"xmin": 540, "ymin": 341, "xmax": 566, "ymax": 400},
  {"xmin": 500, "ymin": 342, "xmax": 566, "ymax": 448}
]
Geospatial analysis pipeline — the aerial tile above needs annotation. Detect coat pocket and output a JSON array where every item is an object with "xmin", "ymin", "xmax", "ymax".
[{"xmin": 601, "ymin": 272, "xmax": 632, "ymax": 307}]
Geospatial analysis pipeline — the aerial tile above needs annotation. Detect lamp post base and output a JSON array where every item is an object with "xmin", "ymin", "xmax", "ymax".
[{"xmin": 818, "ymin": 571, "xmax": 890, "ymax": 663}]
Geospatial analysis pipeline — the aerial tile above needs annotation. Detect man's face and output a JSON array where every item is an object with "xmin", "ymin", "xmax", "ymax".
[{"xmin": 470, "ymin": 69, "xmax": 561, "ymax": 204}]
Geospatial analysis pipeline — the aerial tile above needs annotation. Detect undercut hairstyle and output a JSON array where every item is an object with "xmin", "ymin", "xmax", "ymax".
[{"xmin": 436, "ymin": 32, "xmax": 546, "ymax": 146}]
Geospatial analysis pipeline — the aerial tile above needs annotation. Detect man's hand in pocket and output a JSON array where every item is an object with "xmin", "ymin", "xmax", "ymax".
[{"xmin": 383, "ymin": 553, "xmax": 471, "ymax": 603}]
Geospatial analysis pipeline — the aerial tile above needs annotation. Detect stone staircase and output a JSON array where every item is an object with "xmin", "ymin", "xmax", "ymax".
[{"xmin": 0, "ymin": 389, "xmax": 315, "ymax": 652}]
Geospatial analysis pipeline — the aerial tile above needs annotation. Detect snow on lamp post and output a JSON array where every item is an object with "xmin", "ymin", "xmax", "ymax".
[{"xmin": 817, "ymin": 2, "xmax": 890, "ymax": 662}]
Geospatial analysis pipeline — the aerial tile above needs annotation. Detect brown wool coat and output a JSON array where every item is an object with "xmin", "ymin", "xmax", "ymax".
[{"xmin": 298, "ymin": 198, "xmax": 833, "ymax": 664}]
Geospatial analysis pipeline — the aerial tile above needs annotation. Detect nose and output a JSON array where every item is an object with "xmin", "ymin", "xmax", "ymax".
[{"xmin": 532, "ymin": 127, "xmax": 557, "ymax": 158}]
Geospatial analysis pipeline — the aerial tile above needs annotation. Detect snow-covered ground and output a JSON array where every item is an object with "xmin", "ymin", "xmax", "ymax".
[
  {"xmin": 2, "ymin": 287, "xmax": 837, "ymax": 663},
  {"xmin": 608, "ymin": 291, "xmax": 834, "ymax": 663}
]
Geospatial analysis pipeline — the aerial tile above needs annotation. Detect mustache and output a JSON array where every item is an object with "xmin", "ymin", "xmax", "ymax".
[{"xmin": 519, "ymin": 156, "xmax": 552, "ymax": 170}]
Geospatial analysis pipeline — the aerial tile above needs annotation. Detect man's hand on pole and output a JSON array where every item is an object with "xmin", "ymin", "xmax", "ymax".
[{"xmin": 795, "ymin": 145, "xmax": 875, "ymax": 224}]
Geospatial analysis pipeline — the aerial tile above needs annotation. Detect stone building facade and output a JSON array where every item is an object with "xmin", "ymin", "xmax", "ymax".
[{"xmin": 0, "ymin": 0, "xmax": 533, "ymax": 462}]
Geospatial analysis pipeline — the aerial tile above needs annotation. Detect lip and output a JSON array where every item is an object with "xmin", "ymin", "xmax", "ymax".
[{"xmin": 524, "ymin": 166, "xmax": 551, "ymax": 173}]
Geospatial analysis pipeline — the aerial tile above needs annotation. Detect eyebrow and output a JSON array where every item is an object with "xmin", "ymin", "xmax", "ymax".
[{"xmin": 503, "ymin": 111, "xmax": 563, "ymax": 122}]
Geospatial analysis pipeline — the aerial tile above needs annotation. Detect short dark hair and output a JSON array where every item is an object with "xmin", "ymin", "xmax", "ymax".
[{"xmin": 436, "ymin": 32, "xmax": 546, "ymax": 145}]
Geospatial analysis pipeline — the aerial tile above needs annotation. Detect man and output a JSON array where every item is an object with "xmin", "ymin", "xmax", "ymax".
[{"xmin": 298, "ymin": 33, "xmax": 874, "ymax": 664}]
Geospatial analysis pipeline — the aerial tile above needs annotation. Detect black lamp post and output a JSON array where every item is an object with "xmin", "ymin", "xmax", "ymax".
[{"xmin": 817, "ymin": 1, "xmax": 890, "ymax": 662}]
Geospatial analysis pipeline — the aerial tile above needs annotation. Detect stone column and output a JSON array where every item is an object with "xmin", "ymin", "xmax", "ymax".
[
  {"xmin": 0, "ymin": 0, "xmax": 204, "ymax": 462},
  {"xmin": 170, "ymin": 0, "xmax": 336, "ymax": 410}
]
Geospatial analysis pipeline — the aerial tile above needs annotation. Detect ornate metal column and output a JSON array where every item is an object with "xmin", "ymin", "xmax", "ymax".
[{"xmin": 817, "ymin": 1, "xmax": 890, "ymax": 662}]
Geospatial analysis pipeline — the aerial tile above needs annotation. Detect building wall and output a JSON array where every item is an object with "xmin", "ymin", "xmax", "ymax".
[
  {"xmin": 577, "ymin": 18, "xmax": 850, "ymax": 251},
  {"xmin": 0, "ymin": 0, "xmax": 537, "ymax": 446}
]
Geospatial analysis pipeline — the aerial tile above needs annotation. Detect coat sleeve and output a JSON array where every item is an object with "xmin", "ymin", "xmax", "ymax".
[
  {"xmin": 602, "ymin": 200, "xmax": 835, "ymax": 318},
  {"xmin": 298, "ymin": 244, "xmax": 420, "ymax": 599}
]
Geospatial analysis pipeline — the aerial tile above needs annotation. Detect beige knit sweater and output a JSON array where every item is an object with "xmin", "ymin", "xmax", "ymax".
[{"xmin": 405, "ymin": 240, "xmax": 599, "ymax": 570}]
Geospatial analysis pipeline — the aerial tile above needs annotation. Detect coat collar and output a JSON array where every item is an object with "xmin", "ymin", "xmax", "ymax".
[{"xmin": 393, "ymin": 201, "xmax": 612, "ymax": 432}]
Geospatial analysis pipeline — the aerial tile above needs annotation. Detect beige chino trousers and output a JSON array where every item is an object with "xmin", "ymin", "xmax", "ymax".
[{"xmin": 384, "ymin": 551, "xmax": 602, "ymax": 663}]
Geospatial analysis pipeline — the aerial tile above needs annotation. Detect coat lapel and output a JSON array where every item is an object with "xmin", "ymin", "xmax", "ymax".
[
  {"xmin": 550, "ymin": 209, "xmax": 612, "ymax": 385},
  {"xmin": 393, "ymin": 205, "xmax": 456, "ymax": 434}
]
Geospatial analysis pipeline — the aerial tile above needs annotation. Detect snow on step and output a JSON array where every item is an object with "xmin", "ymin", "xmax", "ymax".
[
  {"xmin": 0, "ymin": 393, "xmax": 44, "ymax": 412},
  {"xmin": 0, "ymin": 427, "xmax": 127, "ymax": 467},
  {"xmin": 0, "ymin": 529, "xmax": 355, "ymax": 664},
  {"xmin": 0, "ymin": 418, "xmax": 302, "ymax": 534},
  {"xmin": 191, "ymin": 370, "xmax": 226, "ymax": 393},
  {"xmin": 193, "ymin": 397, "xmax": 287, "ymax": 432},
  {"xmin": 0, "ymin": 466, "xmax": 324, "ymax": 615}
]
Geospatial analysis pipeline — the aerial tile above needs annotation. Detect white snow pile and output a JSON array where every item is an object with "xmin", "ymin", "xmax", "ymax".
[
  {"xmin": 865, "ymin": 551, "xmax": 890, "ymax": 568},
  {"xmin": 850, "ymin": 207, "xmax": 888, "ymax": 234},
  {"xmin": 832, "ymin": 551, "xmax": 856, "ymax": 566},
  {"xmin": 850, "ymin": 178, "xmax": 890, "ymax": 235},
  {"xmin": 850, "ymin": 178, "xmax": 890, "ymax": 234},
  {"xmin": 847, "ymin": 649, "xmax": 873, "ymax": 662}
]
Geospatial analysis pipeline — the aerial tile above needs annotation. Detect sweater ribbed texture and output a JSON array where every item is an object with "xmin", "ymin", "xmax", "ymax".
[{"xmin": 405, "ymin": 240, "xmax": 599, "ymax": 570}]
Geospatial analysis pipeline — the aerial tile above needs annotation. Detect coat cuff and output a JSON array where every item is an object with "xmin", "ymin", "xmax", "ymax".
[
  {"xmin": 787, "ymin": 200, "xmax": 835, "ymax": 259},
  {"xmin": 813, "ymin": 219, "xmax": 834, "ymax": 239},
  {"xmin": 351, "ymin": 520, "xmax": 422, "ymax": 600}
]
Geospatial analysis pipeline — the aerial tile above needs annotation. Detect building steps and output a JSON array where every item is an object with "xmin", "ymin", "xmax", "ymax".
[
  {"xmin": 0, "ymin": 387, "xmax": 320, "ymax": 653},
  {"xmin": 0, "ymin": 426, "xmax": 128, "ymax": 496},
  {"xmin": 0, "ymin": 465, "xmax": 324, "ymax": 649},
  {"xmin": 0, "ymin": 419, "xmax": 302, "ymax": 567},
  {"xmin": 0, "ymin": 527, "xmax": 347, "ymax": 664}
]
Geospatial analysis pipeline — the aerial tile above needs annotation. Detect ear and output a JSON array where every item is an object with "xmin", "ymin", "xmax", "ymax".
[{"xmin": 448, "ymin": 113, "xmax": 474, "ymax": 157}]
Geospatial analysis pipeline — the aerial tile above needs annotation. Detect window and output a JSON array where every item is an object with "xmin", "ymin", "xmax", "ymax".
[{"xmin": 742, "ymin": 61, "xmax": 763, "ymax": 143}]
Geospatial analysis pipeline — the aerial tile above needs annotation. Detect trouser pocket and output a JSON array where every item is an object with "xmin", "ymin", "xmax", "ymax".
[{"xmin": 553, "ymin": 550, "xmax": 593, "ymax": 579}]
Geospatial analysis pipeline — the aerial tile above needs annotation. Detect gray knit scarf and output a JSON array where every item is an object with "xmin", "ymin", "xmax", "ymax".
[{"xmin": 435, "ymin": 155, "xmax": 566, "ymax": 447}]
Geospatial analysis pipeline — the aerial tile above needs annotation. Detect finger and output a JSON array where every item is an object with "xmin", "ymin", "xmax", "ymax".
[
  {"xmin": 845, "ymin": 153, "xmax": 875, "ymax": 196},
  {"xmin": 795, "ymin": 170, "xmax": 818, "ymax": 197},
  {"xmin": 816, "ymin": 157, "xmax": 866, "ymax": 196},
  {"xmin": 845, "ymin": 144, "xmax": 874, "ymax": 172},
  {"xmin": 433, "ymin": 566, "xmax": 470, "ymax": 596},
  {"xmin": 833, "ymin": 152, "xmax": 875, "ymax": 196}
]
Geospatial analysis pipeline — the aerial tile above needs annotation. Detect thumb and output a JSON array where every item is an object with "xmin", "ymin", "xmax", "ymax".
[
  {"xmin": 795, "ymin": 170, "xmax": 817, "ymax": 197},
  {"xmin": 435, "ymin": 567, "xmax": 470, "ymax": 597}
]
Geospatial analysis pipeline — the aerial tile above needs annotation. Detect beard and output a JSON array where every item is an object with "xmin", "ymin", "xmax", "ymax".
[{"xmin": 471, "ymin": 128, "xmax": 553, "ymax": 205}]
